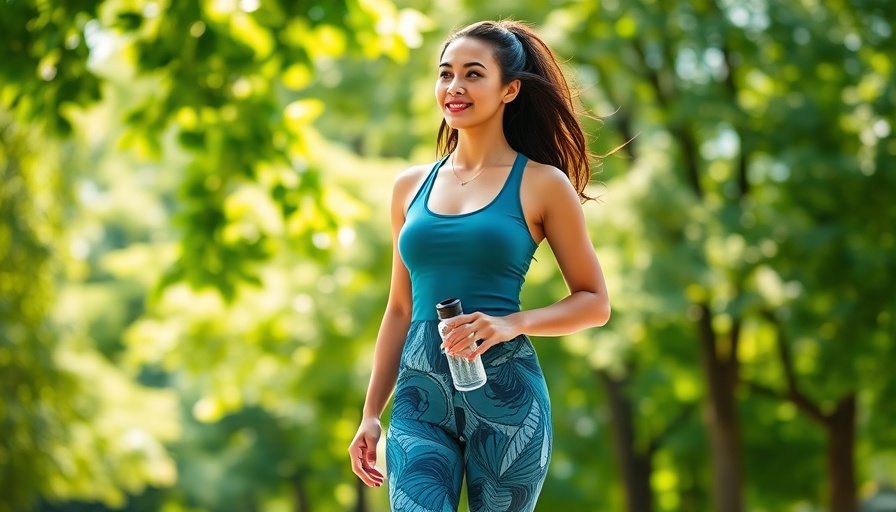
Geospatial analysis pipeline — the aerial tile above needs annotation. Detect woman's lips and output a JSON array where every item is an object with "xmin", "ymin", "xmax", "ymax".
[{"xmin": 446, "ymin": 102, "xmax": 471, "ymax": 113}]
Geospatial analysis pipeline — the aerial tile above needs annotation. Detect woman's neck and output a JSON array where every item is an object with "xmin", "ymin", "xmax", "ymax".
[{"xmin": 453, "ymin": 130, "xmax": 514, "ymax": 169}]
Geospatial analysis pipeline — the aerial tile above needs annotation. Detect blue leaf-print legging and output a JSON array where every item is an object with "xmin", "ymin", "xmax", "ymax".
[{"xmin": 386, "ymin": 321, "xmax": 553, "ymax": 512}]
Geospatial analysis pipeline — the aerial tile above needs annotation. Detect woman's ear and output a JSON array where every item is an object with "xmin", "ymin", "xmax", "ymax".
[{"xmin": 503, "ymin": 79, "xmax": 521, "ymax": 103}]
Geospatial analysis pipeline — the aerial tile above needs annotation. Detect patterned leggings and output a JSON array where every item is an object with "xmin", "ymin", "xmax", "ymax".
[{"xmin": 386, "ymin": 321, "xmax": 552, "ymax": 512}]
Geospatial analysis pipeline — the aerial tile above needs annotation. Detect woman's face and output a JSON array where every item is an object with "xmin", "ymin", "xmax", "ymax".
[{"xmin": 435, "ymin": 37, "xmax": 518, "ymax": 131}]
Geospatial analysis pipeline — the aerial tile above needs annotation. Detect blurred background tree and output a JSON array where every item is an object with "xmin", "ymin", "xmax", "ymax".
[{"xmin": 1, "ymin": 0, "xmax": 894, "ymax": 512}]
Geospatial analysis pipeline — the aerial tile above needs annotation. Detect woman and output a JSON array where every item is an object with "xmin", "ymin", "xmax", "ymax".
[{"xmin": 349, "ymin": 20, "xmax": 610, "ymax": 511}]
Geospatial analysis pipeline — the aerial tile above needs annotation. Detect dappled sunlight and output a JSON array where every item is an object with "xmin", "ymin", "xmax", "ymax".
[{"xmin": 2, "ymin": 0, "xmax": 895, "ymax": 511}]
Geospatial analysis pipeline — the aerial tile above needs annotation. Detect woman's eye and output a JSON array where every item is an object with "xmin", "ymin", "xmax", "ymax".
[
  {"xmin": 439, "ymin": 71, "xmax": 451, "ymax": 79},
  {"xmin": 467, "ymin": 71, "xmax": 481, "ymax": 78}
]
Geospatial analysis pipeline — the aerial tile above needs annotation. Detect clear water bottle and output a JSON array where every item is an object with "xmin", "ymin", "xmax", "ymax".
[{"xmin": 436, "ymin": 298, "xmax": 487, "ymax": 392}]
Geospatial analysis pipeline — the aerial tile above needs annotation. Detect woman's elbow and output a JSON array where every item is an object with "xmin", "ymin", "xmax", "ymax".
[{"xmin": 592, "ymin": 294, "xmax": 611, "ymax": 327}]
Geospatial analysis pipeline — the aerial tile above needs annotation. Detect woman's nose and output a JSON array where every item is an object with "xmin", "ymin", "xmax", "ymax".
[{"xmin": 446, "ymin": 79, "xmax": 465, "ymax": 95}]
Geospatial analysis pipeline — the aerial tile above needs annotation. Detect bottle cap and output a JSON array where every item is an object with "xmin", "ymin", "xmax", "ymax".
[{"xmin": 436, "ymin": 298, "xmax": 463, "ymax": 319}]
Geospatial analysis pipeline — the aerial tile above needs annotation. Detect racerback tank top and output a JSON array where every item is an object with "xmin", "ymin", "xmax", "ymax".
[{"xmin": 398, "ymin": 152, "xmax": 538, "ymax": 321}]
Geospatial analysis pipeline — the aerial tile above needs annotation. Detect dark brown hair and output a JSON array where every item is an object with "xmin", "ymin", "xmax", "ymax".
[{"xmin": 437, "ymin": 20, "xmax": 598, "ymax": 202}]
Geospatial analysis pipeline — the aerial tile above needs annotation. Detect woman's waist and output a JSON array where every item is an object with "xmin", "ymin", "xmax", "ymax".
[{"xmin": 410, "ymin": 298, "xmax": 520, "ymax": 321}]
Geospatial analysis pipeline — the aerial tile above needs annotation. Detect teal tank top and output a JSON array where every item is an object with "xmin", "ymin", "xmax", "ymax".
[{"xmin": 398, "ymin": 152, "xmax": 538, "ymax": 321}]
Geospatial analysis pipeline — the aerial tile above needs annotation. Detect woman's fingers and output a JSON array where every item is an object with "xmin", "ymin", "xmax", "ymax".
[
  {"xmin": 441, "ymin": 327, "xmax": 479, "ymax": 355},
  {"xmin": 440, "ymin": 313, "xmax": 485, "ymax": 353},
  {"xmin": 448, "ymin": 335, "xmax": 478, "ymax": 355},
  {"xmin": 350, "ymin": 447, "xmax": 384, "ymax": 487},
  {"xmin": 440, "ymin": 312, "xmax": 516, "ymax": 357},
  {"xmin": 360, "ymin": 450, "xmax": 385, "ymax": 486},
  {"xmin": 468, "ymin": 338, "xmax": 497, "ymax": 360},
  {"xmin": 349, "ymin": 436, "xmax": 384, "ymax": 487}
]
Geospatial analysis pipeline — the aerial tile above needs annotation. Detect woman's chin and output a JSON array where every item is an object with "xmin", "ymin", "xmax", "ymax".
[{"xmin": 442, "ymin": 118, "xmax": 475, "ymax": 131}]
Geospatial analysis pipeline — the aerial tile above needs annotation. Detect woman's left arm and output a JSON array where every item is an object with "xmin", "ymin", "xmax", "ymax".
[{"xmin": 442, "ymin": 166, "xmax": 610, "ymax": 358}]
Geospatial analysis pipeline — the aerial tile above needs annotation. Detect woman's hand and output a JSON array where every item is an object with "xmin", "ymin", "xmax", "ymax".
[
  {"xmin": 439, "ymin": 311, "xmax": 519, "ymax": 359},
  {"xmin": 348, "ymin": 417, "xmax": 385, "ymax": 487}
]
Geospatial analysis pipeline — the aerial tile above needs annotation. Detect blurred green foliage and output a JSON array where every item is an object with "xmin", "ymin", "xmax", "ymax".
[{"xmin": 1, "ymin": 0, "xmax": 895, "ymax": 511}]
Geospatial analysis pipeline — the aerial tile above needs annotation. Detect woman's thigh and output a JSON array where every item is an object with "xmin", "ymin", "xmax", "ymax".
[
  {"xmin": 386, "ymin": 418, "xmax": 465, "ymax": 512},
  {"xmin": 461, "ymin": 336, "xmax": 553, "ymax": 512}
]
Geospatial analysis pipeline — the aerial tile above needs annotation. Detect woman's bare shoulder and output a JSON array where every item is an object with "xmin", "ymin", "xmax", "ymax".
[
  {"xmin": 392, "ymin": 161, "xmax": 439, "ymax": 211},
  {"xmin": 521, "ymin": 160, "xmax": 579, "ymax": 206},
  {"xmin": 394, "ymin": 162, "xmax": 435, "ymax": 188},
  {"xmin": 523, "ymin": 160, "xmax": 575, "ymax": 188}
]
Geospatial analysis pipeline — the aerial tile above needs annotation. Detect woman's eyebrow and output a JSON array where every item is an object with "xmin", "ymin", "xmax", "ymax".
[{"xmin": 438, "ymin": 61, "xmax": 488, "ymax": 69}]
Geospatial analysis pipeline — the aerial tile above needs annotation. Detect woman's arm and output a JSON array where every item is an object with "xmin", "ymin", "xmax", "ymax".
[
  {"xmin": 442, "ymin": 164, "xmax": 609, "ymax": 357},
  {"xmin": 349, "ymin": 165, "xmax": 425, "ymax": 487},
  {"xmin": 512, "ymin": 164, "xmax": 610, "ymax": 334},
  {"xmin": 358, "ymin": 165, "xmax": 427, "ymax": 418}
]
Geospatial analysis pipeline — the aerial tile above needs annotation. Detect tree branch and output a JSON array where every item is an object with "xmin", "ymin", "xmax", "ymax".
[
  {"xmin": 711, "ymin": 0, "xmax": 750, "ymax": 198},
  {"xmin": 631, "ymin": 39, "xmax": 669, "ymax": 108},
  {"xmin": 727, "ymin": 317, "xmax": 742, "ymax": 388},
  {"xmin": 697, "ymin": 302, "xmax": 717, "ymax": 360},
  {"xmin": 720, "ymin": 39, "xmax": 750, "ymax": 199},
  {"xmin": 757, "ymin": 311, "xmax": 828, "ymax": 424},
  {"xmin": 744, "ymin": 380, "xmax": 788, "ymax": 402},
  {"xmin": 647, "ymin": 402, "xmax": 697, "ymax": 456},
  {"xmin": 631, "ymin": 34, "xmax": 703, "ymax": 198},
  {"xmin": 671, "ymin": 125, "xmax": 704, "ymax": 198}
]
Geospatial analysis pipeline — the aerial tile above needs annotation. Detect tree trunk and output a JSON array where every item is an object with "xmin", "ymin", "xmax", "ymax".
[
  {"xmin": 825, "ymin": 394, "xmax": 858, "ymax": 512},
  {"xmin": 759, "ymin": 313, "xmax": 860, "ymax": 512},
  {"xmin": 704, "ymin": 400, "xmax": 743, "ymax": 512},
  {"xmin": 600, "ymin": 370, "xmax": 654, "ymax": 512},
  {"xmin": 354, "ymin": 476, "xmax": 369, "ymax": 512},
  {"xmin": 294, "ymin": 472, "xmax": 310, "ymax": 512},
  {"xmin": 695, "ymin": 304, "xmax": 744, "ymax": 512}
]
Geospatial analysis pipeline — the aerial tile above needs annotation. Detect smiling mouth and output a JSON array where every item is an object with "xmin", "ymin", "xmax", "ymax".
[{"xmin": 446, "ymin": 103, "xmax": 471, "ymax": 112}]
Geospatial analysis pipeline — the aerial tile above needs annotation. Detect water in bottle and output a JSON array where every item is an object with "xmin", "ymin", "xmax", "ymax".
[{"xmin": 436, "ymin": 298, "xmax": 487, "ymax": 391}]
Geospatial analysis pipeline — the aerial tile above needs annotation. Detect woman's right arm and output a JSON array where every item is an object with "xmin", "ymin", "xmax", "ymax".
[{"xmin": 349, "ymin": 166, "xmax": 424, "ymax": 487}]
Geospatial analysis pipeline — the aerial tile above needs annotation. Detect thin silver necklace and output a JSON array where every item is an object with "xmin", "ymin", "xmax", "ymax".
[{"xmin": 450, "ymin": 148, "xmax": 510, "ymax": 187}]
